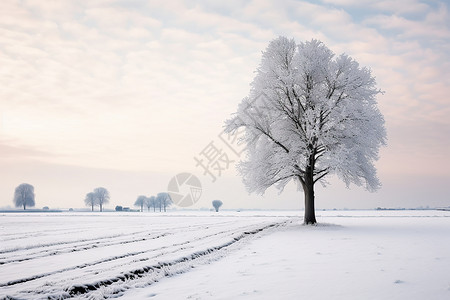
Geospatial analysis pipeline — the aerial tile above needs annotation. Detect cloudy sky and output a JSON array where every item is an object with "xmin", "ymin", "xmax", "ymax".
[{"xmin": 1, "ymin": 0, "xmax": 449, "ymax": 210}]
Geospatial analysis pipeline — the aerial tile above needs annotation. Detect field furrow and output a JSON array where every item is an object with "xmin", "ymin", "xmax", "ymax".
[{"xmin": 0, "ymin": 213, "xmax": 290, "ymax": 299}]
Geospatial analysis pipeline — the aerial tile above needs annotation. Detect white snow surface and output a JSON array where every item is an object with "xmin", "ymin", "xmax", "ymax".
[{"xmin": 1, "ymin": 210, "xmax": 449, "ymax": 299}]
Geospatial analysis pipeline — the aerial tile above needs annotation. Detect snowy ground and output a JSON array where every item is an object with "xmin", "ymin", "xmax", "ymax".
[{"xmin": 1, "ymin": 210, "xmax": 449, "ymax": 299}]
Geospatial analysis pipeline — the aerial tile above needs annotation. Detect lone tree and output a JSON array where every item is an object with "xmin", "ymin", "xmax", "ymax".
[
  {"xmin": 212, "ymin": 200, "xmax": 223, "ymax": 212},
  {"xmin": 84, "ymin": 192, "xmax": 97, "ymax": 211},
  {"xmin": 225, "ymin": 37, "xmax": 386, "ymax": 224},
  {"xmin": 13, "ymin": 183, "xmax": 35, "ymax": 210},
  {"xmin": 135, "ymin": 195, "xmax": 146, "ymax": 212},
  {"xmin": 93, "ymin": 187, "xmax": 110, "ymax": 212},
  {"xmin": 145, "ymin": 196, "xmax": 157, "ymax": 212},
  {"xmin": 156, "ymin": 192, "xmax": 172, "ymax": 212}
]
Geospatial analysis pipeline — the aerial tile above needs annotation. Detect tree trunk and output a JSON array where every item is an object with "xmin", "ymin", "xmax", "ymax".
[
  {"xmin": 215, "ymin": 207, "xmax": 218, "ymax": 212},
  {"xmin": 303, "ymin": 170, "xmax": 317, "ymax": 225},
  {"xmin": 23, "ymin": 203, "xmax": 26, "ymax": 210},
  {"xmin": 100, "ymin": 203, "xmax": 103, "ymax": 212},
  {"xmin": 91, "ymin": 204, "xmax": 94, "ymax": 212}
]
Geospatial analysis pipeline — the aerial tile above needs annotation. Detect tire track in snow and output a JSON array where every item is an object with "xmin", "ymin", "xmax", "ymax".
[
  {"xmin": 0, "ymin": 232, "xmax": 174, "ymax": 265},
  {"xmin": 0, "ymin": 234, "xmax": 168, "ymax": 288},
  {"xmin": 0, "ymin": 221, "xmax": 267, "ymax": 287},
  {"xmin": 59, "ymin": 221, "xmax": 289, "ymax": 299},
  {"xmin": 0, "ymin": 221, "xmax": 231, "ymax": 256},
  {"xmin": 0, "ymin": 221, "xmax": 226, "ymax": 265},
  {"xmin": 0, "ymin": 230, "xmax": 149, "ymax": 255},
  {"xmin": 1, "ymin": 219, "xmax": 290, "ymax": 299},
  {"xmin": 0, "ymin": 227, "xmax": 111, "ymax": 242}
]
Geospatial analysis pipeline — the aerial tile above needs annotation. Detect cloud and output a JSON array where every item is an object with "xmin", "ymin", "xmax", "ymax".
[
  {"xmin": 320, "ymin": 0, "xmax": 430, "ymax": 15},
  {"xmin": 371, "ymin": 0, "xmax": 431, "ymax": 15},
  {"xmin": 0, "ymin": 139, "xmax": 54, "ymax": 161},
  {"xmin": 0, "ymin": 0, "xmax": 449, "ymax": 180},
  {"xmin": 365, "ymin": 14, "xmax": 450, "ymax": 40}
]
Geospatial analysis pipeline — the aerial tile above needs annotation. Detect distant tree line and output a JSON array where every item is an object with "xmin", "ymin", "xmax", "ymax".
[
  {"xmin": 11, "ymin": 183, "xmax": 176, "ymax": 213},
  {"xmin": 134, "ymin": 192, "xmax": 173, "ymax": 212}
]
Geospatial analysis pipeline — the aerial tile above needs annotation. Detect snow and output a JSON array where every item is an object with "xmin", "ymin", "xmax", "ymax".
[{"xmin": 1, "ymin": 210, "xmax": 449, "ymax": 299}]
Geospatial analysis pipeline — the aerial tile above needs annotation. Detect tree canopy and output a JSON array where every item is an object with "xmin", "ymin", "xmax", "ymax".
[
  {"xmin": 145, "ymin": 196, "xmax": 157, "ymax": 212},
  {"xmin": 156, "ymin": 192, "xmax": 172, "ymax": 212},
  {"xmin": 225, "ymin": 37, "xmax": 386, "ymax": 224},
  {"xmin": 84, "ymin": 192, "xmax": 96, "ymax": 211},
  {"xmin": 212, "ymin": 200, "xmax": 223, "ymax": 212},
  {"xmin": 135, "ymin": 195, "xmax": 146, "ymax": 212},
  {"xmin": 13, "ymin": 183, "xmax": 35, "ymax": 210},
  {"xmin": 93, "ymin": 187, "xmax": 110, "ymax": 212}
]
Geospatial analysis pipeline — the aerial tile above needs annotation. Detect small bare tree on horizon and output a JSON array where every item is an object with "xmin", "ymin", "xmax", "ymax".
[
  {"xmin": 84, "ymin": 192, "xmax": 97, "ymax": 211},
  {"xmin": 212, "ymin": 200, "xmax": 223, "ymax": 212},
  {"xmin": 13, "ymin": 183, "xmax": 35, "ymax": 210},
  {"xmin": 156, "ymin": 192, "xmax": 172, "ymax": 212},
  {"xmin": 93, "ymin": 187, "xmax": 110, "ymax": 212},
  {"xmin": 145, "ymin": 196, "xmax": 157, "ymax": 212},
  {"xmin": 135, "ymin": 195, "xmax": 146, "ymax": 212}
]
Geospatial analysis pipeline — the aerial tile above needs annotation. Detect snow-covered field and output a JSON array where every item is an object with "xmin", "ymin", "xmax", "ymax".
[{"xmin": 1, "ymin": 210, "xmax": 449, "ymax": 299}]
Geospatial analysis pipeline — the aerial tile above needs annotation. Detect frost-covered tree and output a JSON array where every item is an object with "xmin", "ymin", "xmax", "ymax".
[
  {"xmin": 93, "ymin": 187, "xmax": 110, "ymax": 212},
  {"xmin": 84, "ymin": 192, "xmax": 97, "ymax": 211},
  {"xmin": 135, "ymin": 195, "xmax": 146, "ymax": 212},
  {"xmin": 212, "ymin": 200, "xmax": 223, "ymax": 212},
  {"xmin": 13, "ymin": 183, "xmax": 35, "ymax": 210},
  {"xmin": 145, "ymin": 196, "xmax": 157, "ymax": 212},
  {"xmin": 225, "ymin": 37, "xmax": 386, "ymax": 224},
  {"xmin": 156, "ymin": 192, "xmax": 172, "ymax": 212}
]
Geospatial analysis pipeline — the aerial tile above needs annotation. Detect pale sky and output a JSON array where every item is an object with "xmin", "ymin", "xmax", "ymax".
[{"xmin": 1, "ymin": 0, "xmax": 449, "ymax": 210}]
